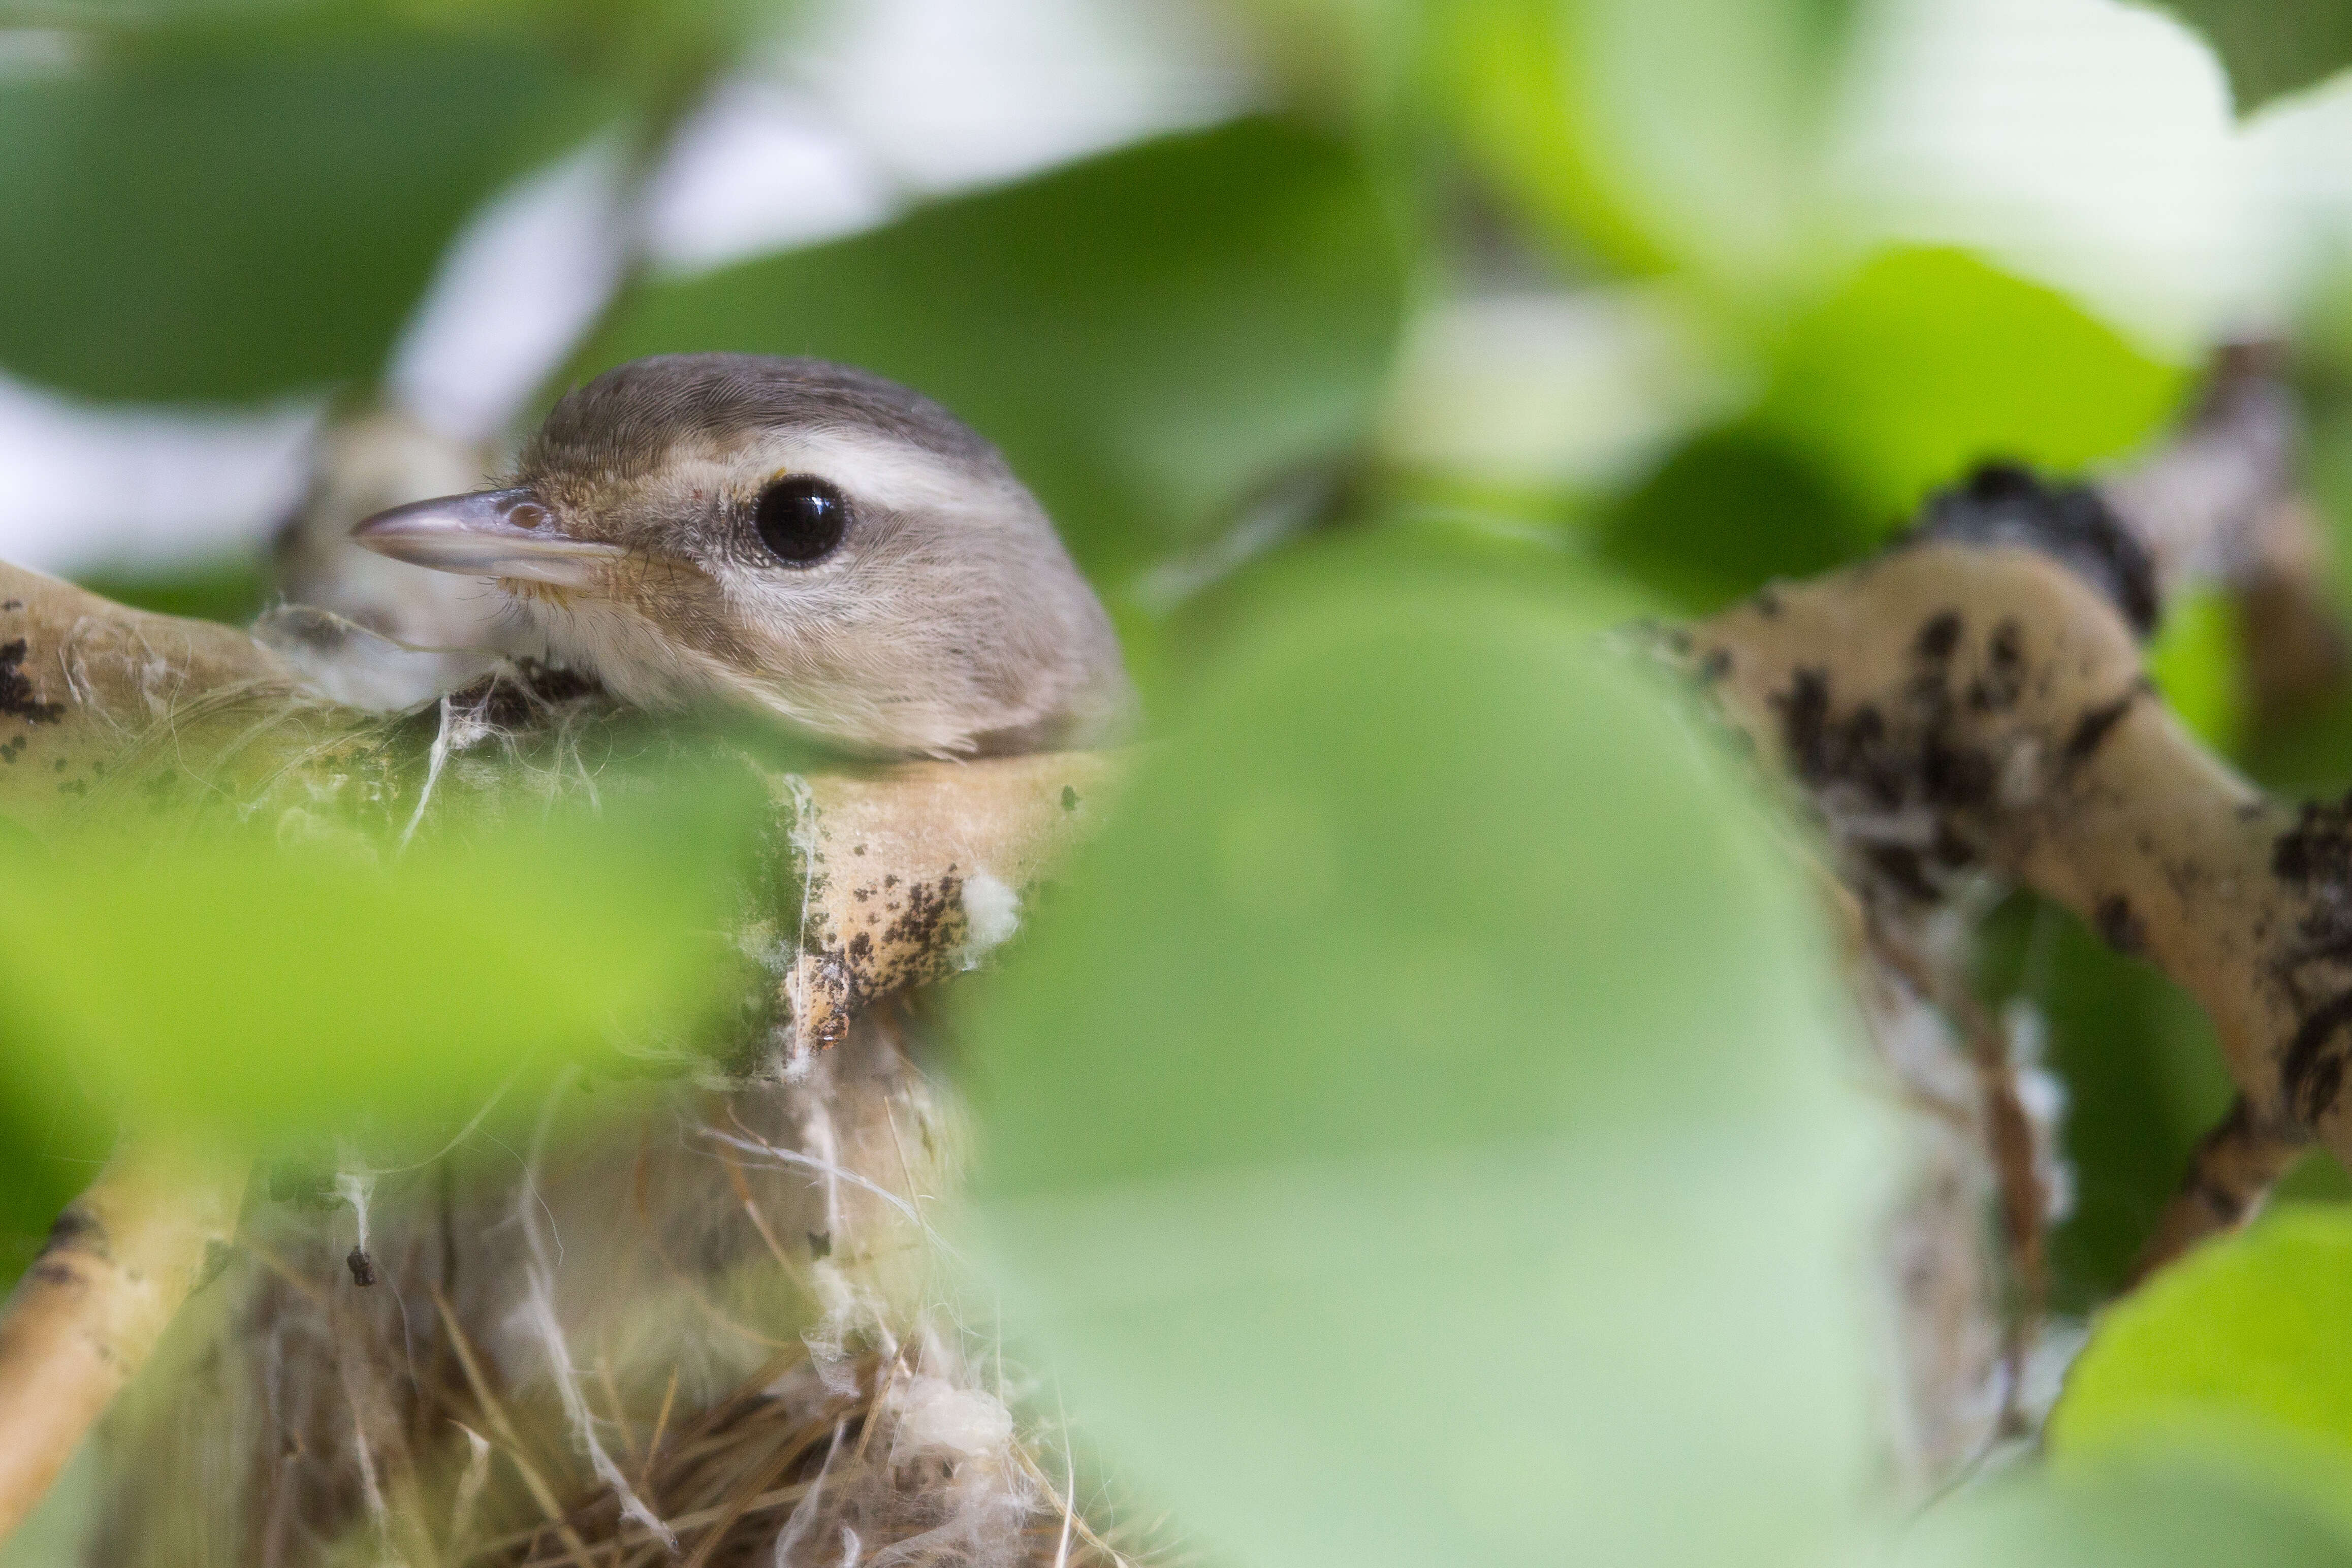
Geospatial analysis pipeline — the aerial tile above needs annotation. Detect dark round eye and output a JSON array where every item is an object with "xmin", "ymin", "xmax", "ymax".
[{"xmin": 752, "ymin": 475, "xmax": 850, "ymax": 565}]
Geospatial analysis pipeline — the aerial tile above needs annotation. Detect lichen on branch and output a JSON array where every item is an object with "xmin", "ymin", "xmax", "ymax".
[{"xmin": 1688, "ymin": 497, "xmax": 2343, "ymax": 1268}]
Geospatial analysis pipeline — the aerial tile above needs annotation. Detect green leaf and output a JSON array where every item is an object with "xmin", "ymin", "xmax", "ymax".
[
  {"xmin": 1972, "ymin": 894, "xmax": 2235, "ymax": 1310},
  {"xmin": 1431, "ymin": 0, "xmax": 1859, "ymax": 285},
  {"xmin": 2144, "ymin": 0, "xmax": 2352, "ymax": 115},
  {"xmin": 2049, "ymin": 1207, "xmax": 2352, "ymax": 1541},
  {"xmin": 1758, "ymin": 248, "xmax": 2190, "ymax": 520},
  {"xmin": 1591, "ymin": 422, "xmax": 1878, "ymax": 613},
  {"xmin": 576, "ymin": 118, "xmax": 1409, "ymax": 582},
  {"xmin": 1888, "ymin": 1463, "xmax": 2352, "ymax": 1568},
  {"xmin": 0, "ymin": 1076, "xmax": 110, "ymax": 1296},
  {"xmin": 0, "ymin": 764, "xmax": 759, "ymax": 1145},
  {"xmin": 2146, "ymin": 584, "xmax": 2247, "ymax": 754},
  {"xmin": 0, "ymin": 16, "xmax": 609, "ymax": 402},
  {"xmin": 961, "ymin": 560, "xmax": 1884, "ymax": 1566},
  {"xmin": 72, "ymin": 555, "xmax": 271, "ymax": 627}
]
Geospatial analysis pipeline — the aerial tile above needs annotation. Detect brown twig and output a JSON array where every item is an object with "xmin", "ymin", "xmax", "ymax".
[
  {"xmin": 1688, "ymin": 530, "xmax": 2352, "ymax": 1272},
  {"xmin": 0, "ymin": 1140, "xmax": 246, "ymax": 1539}
]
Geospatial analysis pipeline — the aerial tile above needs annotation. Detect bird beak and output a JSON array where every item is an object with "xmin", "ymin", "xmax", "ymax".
[{"xmin": 350, "ymin": 487, "xmax": 626, "ymax": 588}]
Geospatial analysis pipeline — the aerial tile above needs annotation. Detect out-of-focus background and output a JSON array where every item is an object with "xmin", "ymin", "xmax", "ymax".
[
  {"xmin": 15, "ymin": 0, "xmax": 2352, "ymax": 1308},
  {"xmin": 15, "ymin": 1, "xmax": 2352, "ymax": 1564}
]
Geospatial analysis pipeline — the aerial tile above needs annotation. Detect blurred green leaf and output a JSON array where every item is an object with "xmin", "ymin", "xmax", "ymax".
[
  {"xmin": 0, "ymin": 1083, "xmax": 110, "ymax": 1296},
  {"xmin": 1431, "ymin": 0, "xmax": 1858, "ymax": 286},
  {"xmin": 1591, "ymin": 422, "xmax": 1878, "ymax": 612},
  {"xmin": 577, "ymin": 118, "xmax": 1409, "ymax": 583},
  {"xmin": 1887, "ymin": 1463, "xmax": 2352, "ymax": 1568},
  {"xmin": 0, "ymin": 766, "xmax": 757, "ymax": 1144},
  {"xmin": 0, "ymin": 15, "xmax": 611, "ymax": 401},
  {"xmin": 1758, "ymin": 248, "xmax": 2190, "ymax": 520},
  {"xmin": 72, "ymin": 555, "xmax": 271, "ymax": 627},
  {"xmin": 962, "ymin": 561, "xmax": 1883, "ymax": 1566},
  {"xmin": 0, "ymin": 1438, "xmax": 96, "ymax": 1568},
  {"xmin": 1206, "ymin": 0, "xmax": 1424, "ymax": 133},
  {"xmin": 2144, "ymin": 0, "xmax": 2352, "ymax": 115},
  {"xmin": 2146, "ymin": 584, "xmax": 2247, "ymax": 754},
  {"xmin": 1975, "ymin": 895, "xmax": 2234, "ymax": 1310},
  {"xmin": 2049, "ymin": 1207, "xmax": 2352, "ymax": 1540}
]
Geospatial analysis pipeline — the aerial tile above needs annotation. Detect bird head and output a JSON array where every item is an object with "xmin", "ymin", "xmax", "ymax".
[{"xmin": 351, "ymin": 353, "xmax": 1133, "ymax": 758}]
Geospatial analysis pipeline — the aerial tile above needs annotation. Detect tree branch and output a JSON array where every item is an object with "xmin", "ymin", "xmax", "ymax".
[
  {"xmin": 1689, "ymin": 534, "xmax": 2349, "ymax": 1267},
  {"xmin": 0, "ymin": 1143, "xmax": 245, "ymax": 1539}
]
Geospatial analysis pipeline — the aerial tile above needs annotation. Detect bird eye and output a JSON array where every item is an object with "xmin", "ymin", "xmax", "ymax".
[{"xmin": 752, "ymin": 475, "xmax": 850, "ymax": 566}]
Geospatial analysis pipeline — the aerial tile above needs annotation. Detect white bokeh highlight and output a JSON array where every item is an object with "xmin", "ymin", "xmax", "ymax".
[
  {"xmin": 641, "ymin": 79, "xmax": 897, "ymax": 276},
  {"xmin": 384, "ymin": 140, "xmax": 633, "ymax": 447},
  {"xmin": 0, "ymin": 376, "xmax": 317, "ymax": 574}
]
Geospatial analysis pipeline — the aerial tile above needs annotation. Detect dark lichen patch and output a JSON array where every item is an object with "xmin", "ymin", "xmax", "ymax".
[
  {"xmin": 1, "ymin": 735, "xmax": 23, "ymax": 764},
  {"xmin": 1755, "ymin": 588, "xmax": 1783, "ymax": 619},
  {"xmin": 882, "ymin": 874, "xmax": 965, "ymax": 953},
  {"xmin": 807, "ymin": 1230, "xmax": 832, "ymax": 1260},
  {"xmin": 1697, "ymin": 646, "xmax": 1733, "ymax": 683},
  {"xmin": 43, "ymin": 1204, "xmax": 105, "ymax": 1262},
  {"xmin": 2269, "ymin": 796, "xmax": 2352, "ymax": 1118},
  {"xmin": 1772, "ymin": 668, "xmax": 1836, "ymax": 784},
  {"xmin": 1777, "ymin": 650, "xmax": 1998, "ymax": 811},
  {"xmin": 2282, "ymin": 991, "xmax": 2352, "ymax": 1122},
  {"xmin": 2061, "ymin": 682, "xmax": 2149, "ymax": 767},
  {"xmin": 2095, "ymin": 894, "xmax": 2146, "ymax": 956},
  {"xmin": 1968, "ymin": 619, "xmax": 2027, "ymax": 713},
  {"xmin": 2274, "ymin": 795, "xmax": 2352, "ymax": 888},
  {"xmin": 1915, "ymin": 611, "xmax": 1963, "ymax": 662},
  {"xmin": 2269, "ymin": 793, "xmax": 2352, "ymax": 1037},
  {"xmin": 1765, "ymin": 619, "xmax": 2031, "ymax": 902},
  {"xmin": 1911, "ymin": 461, "xmax": 2160, "ymax": 637},
  {"xmin": 1862, "ymin": 845, "xmax": 1940, "ymax": 903},
  {"xmin": 0, "ymin": 600, "xmax": 21, "ymax": 612},
  {"xmin": 1061, "ymin": 784, "xmax": 1080, "ymax": 812},
  {"xmin": 0, "ymin": 638, "xmax": 64, "ymax": 724},
  {"xmin": 1919, "ymin": 734, "xmax": 1996, "ymax": 812}
]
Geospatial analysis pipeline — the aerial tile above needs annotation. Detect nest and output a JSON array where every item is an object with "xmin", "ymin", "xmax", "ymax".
[
  {"xmin": 91, "ymin": 1018, "xmax": 1151, "ymax": 1568},
  {"xmin": 457, "ymin": 1344, "xmax": 1141, "ymax": 1568}
]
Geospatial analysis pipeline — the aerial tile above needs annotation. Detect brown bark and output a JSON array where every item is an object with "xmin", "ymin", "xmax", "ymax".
[
  {"xmin": 1689, "ymin": 539, "xmax": 2352, "ymax": 1267},
  {"xmin": 0, "ymin": 1143, "xmax": 246, "ymax": 1540}
]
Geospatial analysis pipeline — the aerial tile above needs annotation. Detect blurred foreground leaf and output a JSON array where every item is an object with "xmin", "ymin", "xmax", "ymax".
[
  {"xmin": 2146, "ymin": 0, "xmax": 2352, "ymax": 115},
  {"xmin": 1759, "ymin": 248, "xmax": 2189, "ymax": 520},
  {"xmin": 579, "ymin": 117, "xmax": 1408, "ymax": 581},
  {"xmin": 963, "ymin": 561, "xmax": 1883, "ymax": 1565},
  {"xmin": 2048, "ymin": 1208, "xmax": 2352, "ymax": 1541},
  {"xmin": 1887, "ymin": 1463, "xmax": 2352, "ymax": 1567},
  {"xmin": 0, "ymin": 766, "xmax": 758, "ymax": 1145},
  {"xmin": 0, "ymin": 16, "xmax": 606, "ymax": 401}
]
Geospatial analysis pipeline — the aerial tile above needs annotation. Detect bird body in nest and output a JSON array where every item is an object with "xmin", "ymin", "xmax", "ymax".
[
  {"xmin": 87, "ymin": 361, "xmax": 1131, "ymax": 1565},
  {"xmin": 352, "ymin": 354, "xmax": 1134, "ymax": 759}
]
